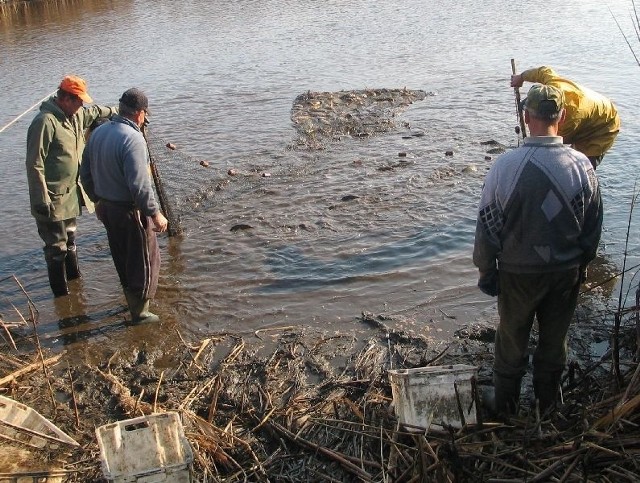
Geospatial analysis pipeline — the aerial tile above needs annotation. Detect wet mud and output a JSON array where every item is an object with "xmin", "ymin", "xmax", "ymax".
[{"xmin": 1, "ymin": 300, "xmax": 638, "ymax": 481}]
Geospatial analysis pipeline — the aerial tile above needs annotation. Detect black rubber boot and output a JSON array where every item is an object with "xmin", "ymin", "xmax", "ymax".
[
  {"xmin": 493, "ymin": 374, "xmax": 522, "ymax": 416},
  {"xmin": 533, "ymin": 371, "xmax": 563, "ymax": 415},
  {"xmin": 47, "ymin": 259, "xmax": 69, "ymax": 297},
  {"xmin": 65, "ymin": 245, "xmax": 81, "ymax": 280}
]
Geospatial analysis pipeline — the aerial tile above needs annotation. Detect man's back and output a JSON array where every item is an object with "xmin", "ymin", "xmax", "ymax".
[
  {"xmin": 474, "ymin": 138, "xmax": 602, "ymax": 274},
  {"xmin": 82, "ymin": 116, "xmax": 157, "ymax": 217}
]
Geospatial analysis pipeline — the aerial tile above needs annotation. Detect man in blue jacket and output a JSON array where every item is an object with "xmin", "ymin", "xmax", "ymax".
[
  {"xmin": 81, "ymin": 88, "xmax": 167, "ymax": 324},
  {"xmin": 473, "ymin": 85, "xmax": 603, "ymax": 415}
]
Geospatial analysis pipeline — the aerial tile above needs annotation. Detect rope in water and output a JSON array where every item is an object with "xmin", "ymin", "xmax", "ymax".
[{"xmin": 0, "ymin": 90, "xmax": 56, "ymax": 133}]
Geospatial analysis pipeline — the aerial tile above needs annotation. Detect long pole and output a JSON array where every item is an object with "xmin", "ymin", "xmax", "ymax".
[
  {"xmin": 0, "ymin": 90, "xmax": 56, "ymax": 133},
  {"xmin": 511, "ymin": 59, "xmax": 527, "ymax": 139},
  {"xmin": 142, "ymin": 126, "xmax": 182, "ymax": 237}
]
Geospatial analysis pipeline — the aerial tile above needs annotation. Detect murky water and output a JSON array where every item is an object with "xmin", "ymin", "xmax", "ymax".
[{"xmin": 1, "ymin": 0, "xmax": 639, "ymax": 355}]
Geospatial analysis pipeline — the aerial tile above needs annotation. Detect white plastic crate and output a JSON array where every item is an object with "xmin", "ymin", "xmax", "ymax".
[
  {"xmin": 0, "ymin": 395, "xmax": 78, "ymax": 448},
  {"xmin": 96, "ymin": 412, "xmax": 193, "ymax": 483},
  {"xmin": 388, "ymin": 364, "xmax": 478, "ymax": 431}
]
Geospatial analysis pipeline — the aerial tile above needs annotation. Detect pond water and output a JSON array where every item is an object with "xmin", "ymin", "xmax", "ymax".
[{"xmin": 1, "ymin": 0, "xmax": 639, "ymax": 356}]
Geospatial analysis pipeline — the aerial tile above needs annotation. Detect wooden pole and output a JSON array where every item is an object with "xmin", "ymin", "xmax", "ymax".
[
  {"xmin": 511, "ymin": 59, "xmax": 527, "ymax": 139},
  {"xmin": 142, "ymin": 126, "xmax": 182, "ymax": 236},
  {"xmin": 0, "ymin": 90, "xmax": 56, "ymax": 133}
]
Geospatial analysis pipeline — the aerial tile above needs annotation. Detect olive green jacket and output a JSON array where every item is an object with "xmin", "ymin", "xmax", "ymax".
[{"xmin": 26, "ymin": 96, "xmax": 117, "ymax": 221}]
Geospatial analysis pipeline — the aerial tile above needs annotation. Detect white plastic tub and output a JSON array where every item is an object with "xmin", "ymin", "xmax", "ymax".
[
  {"xmin": 388, "ymin": 364, "xmax": 478, "ymax": 431},
  {"xmin": 96, "ymin": 412, "xmax": 193, "ymax": 483},
  {"xmin": 0, "ymin": 395, "xmax": 79, "ymax": 448}
]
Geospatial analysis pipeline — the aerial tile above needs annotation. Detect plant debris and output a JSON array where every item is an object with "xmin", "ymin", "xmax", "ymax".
[{"xmin": 1, "ymin": 302, "xmax": 639, "ymax": 481}]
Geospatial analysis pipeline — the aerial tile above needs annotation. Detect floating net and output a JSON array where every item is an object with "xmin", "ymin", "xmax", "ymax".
[
  {"xmin": 141, "ymin": 88, "xmax": 432, "ymax": 235},
  {"xmin": 290, "ymin": 88, "xmax": 432, "ymax": 150}
]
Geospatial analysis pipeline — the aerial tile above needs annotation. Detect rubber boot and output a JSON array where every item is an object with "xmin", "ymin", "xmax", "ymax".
[
  {"xmin": 124, "ymin": 289, "xmax": 159, "ymax": 324},
  {"xmin": 493, "ymin": 374, "xmax": 522, "ymax": 416},
  {"xmin": 65, "ymin": 245, "xmax": 81, "ymax": 280},
  {"xmin": 47, "ymin": 259, "xmax": 69, "ymax": 297},
  {"xmin": 533, "ymin": 371, "xmax": 563, "ymax": 415}
]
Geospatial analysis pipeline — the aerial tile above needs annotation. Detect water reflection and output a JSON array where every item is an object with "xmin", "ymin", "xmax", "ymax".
[
  {"xmin": 263, "ymin": 223, "xmax": 473, "ymax": 293},
  {"xmin": 584, "ymin": 252, "xmax": 637, "ymax": 301},
  {"xmin": 0, "ymin": 0, "xmax": 125, "ymax": 32},
  {"xmin": 1, "ymin": 0, "xmax": 638, "ymax": 345},
  {"xmin": 53, "ymin": 280, "xmax": 91, "ymax": 346}
]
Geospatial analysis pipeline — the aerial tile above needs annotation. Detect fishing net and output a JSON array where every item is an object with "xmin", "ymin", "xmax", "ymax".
[
  {"xmin": 290, "ymin": 88, "xmax": 432, "ymax": 150},
  {"xmin": 142, "ymin": 88, "xmax": 432, "ymax": 235},
  {"xmin": 144, "ymin": 129, "xmax": 280, "ymax": 229}
]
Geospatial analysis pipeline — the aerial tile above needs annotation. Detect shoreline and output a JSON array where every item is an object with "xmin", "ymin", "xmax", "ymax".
[{"xmin": 1, "ymin": 303, "xmax": 637, "ymax": 481}]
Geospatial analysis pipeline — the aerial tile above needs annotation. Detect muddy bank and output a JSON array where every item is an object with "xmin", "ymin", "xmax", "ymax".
[{"xmin": 1, "ymin": 303, "xmax": 639, "ymax": 481}]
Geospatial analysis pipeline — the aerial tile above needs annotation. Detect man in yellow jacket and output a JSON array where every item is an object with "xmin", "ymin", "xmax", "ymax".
[{"xmin": 511, "ymin": 66, "xmax": 620, "ymax": 169}]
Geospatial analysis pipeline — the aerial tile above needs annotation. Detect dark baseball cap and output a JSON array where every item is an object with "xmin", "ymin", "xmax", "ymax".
[
  {"xmin": 119, "ymin": 88, "xmax": 150, "ymax": 115},
  {"xmin": 521, "ymin": 84, "xmax": 564, "ymax": 120}
]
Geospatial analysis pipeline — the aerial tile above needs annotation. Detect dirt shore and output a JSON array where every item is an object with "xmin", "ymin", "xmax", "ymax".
[{"xmin": 1, "ymin": 301, "xmax": 639, "ymax": 482}]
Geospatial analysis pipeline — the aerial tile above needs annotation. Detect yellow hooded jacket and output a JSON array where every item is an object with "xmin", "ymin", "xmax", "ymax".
[{"xmin": 521, "ymin": 66, "xmax": 620, "ymax": 158}]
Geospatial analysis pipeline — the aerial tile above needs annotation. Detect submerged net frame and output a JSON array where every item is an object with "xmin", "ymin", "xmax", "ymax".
[
  {"xmin": 136, "ymin": 88, "xmax": 434, "ymax": 243},
  {"xmin": 143, "ymin": 127, "xmax": 183, "ymax": 237}
]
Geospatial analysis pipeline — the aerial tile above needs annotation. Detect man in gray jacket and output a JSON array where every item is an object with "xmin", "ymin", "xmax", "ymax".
[
  {"xmin": 81, "ymin": 88, "xmax": 167, "ymax": 324},
  {"xmin": 473, "ymin": 84, "xmax": 603, "ymax": 415},
  {"xmin": 26, "ymin": 75, "xmax": 117, "ymax": 297}
]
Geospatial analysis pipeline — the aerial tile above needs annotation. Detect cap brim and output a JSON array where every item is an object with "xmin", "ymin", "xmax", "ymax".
[{"xmin": 78, "ymin": 92, "xmax": 93, "ymax": 103}]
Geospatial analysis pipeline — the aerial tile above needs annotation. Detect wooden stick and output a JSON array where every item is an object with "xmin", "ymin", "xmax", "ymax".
[
  {"xmin": 187, "ymin": 338, "xmax": 211, "ymax": 370},
  {"xmin": 67, "ymin": 365, "xmax": 80, "ymax": 428},
  {"xmin": 142, "ymin": 126, "xmax": 182, "ymax": 236},
  {"xmin": 0, "ymin": 353, "xmax": 64, "ymax": 387},
  {"xmin": 268, "ymin": 420, "xmax": 375, "ymax": 482},
  {"xmin": 0, "ymin": 317, "xmax": 17, "ymax": 350},
  {"xmin": 511, "ymin": 59, "xmax": 527, "ymax": 139},
  {"xmin": 0, "ymin": 90, "xmax": 56, "ymax": 133},
  {"xmin": 153, "ymin": 370, "xmax": 165, "ymax": 413}
]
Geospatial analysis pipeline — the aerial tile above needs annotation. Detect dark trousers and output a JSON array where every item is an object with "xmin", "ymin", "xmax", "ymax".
[
  {"xmin": 36, "ymin": 218, "xmax": 77, "ymax": 263},
  {"xmin": 494, "ymin": 268, "xmax": 580, "ymax": 383},
  {"xmin": 95, "ymin": 201, "xmax": 160, "ymax": 300}
]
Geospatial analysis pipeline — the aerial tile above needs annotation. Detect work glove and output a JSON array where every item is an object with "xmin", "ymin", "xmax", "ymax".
[
  {"xmin": 34, "ymin": 202, "xmax": 54, "ymax": 218},
  {"xmin": 478, "ymin": 269, "xmax": 499, "ymax": 297}
]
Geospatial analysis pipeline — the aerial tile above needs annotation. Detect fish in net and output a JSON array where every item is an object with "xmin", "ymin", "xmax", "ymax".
[
  {"xmin": 140, "ymin": 88, "xmax": 433, "ymax": 235},
  {"xmin": 290, "ymin": 88, "xmax": 432, "ymax": 150}
]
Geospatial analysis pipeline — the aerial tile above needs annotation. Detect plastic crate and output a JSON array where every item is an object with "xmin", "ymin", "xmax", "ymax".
[
  {"xmin": 388, "ymin": 364, "xmax": 478, "ymax": 431},
  {"xmin": 0, "ymin": 395, "xmax": 78, "ymax": 448},
  {"xmin": 96, "ymin": 412, "xmax": 193, "ymax": 482}
]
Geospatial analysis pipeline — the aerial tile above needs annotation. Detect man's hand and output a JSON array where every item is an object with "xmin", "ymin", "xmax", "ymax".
[
  {"xmin": 510, "ymin": 74, "xmax": 524, "ymax": 88},
  {"xmin": 34, "ymin": 202, "xmax": 54, "ymax": 217},
  {"xmin": 151, "ymin": 212, "xmax": 168, "ymax": 233},
  {"xmin": 478, "ymin": 269, "xmax": 499, "ymax": 297}
]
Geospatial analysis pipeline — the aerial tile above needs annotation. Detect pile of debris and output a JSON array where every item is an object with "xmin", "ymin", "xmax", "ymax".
[
  {"xmin": 290, "ymin": 88, "xmax": 433, "ymax": 150},
  {"xmin": 1, "ymin": 306, "xmax": 639, "ymax": 481}
]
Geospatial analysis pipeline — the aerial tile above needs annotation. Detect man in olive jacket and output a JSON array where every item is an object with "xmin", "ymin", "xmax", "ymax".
[{"xmin": 26, "ymin": 75, "xmax": 117, "ymax": 297}]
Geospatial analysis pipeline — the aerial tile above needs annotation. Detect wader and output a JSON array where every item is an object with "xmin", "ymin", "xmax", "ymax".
[
  {"xmin": 494, "ymin": 268, "xmax": 580, "ymax": 414},
  {"xmin": 36, "ymin": 218, "xmax": 81, "ymax": 297}
]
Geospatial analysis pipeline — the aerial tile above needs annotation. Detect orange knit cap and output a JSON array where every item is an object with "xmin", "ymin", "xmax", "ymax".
[{"xmin": 59, "ymin": 75, "xmax": 93, "ymax": 103}]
